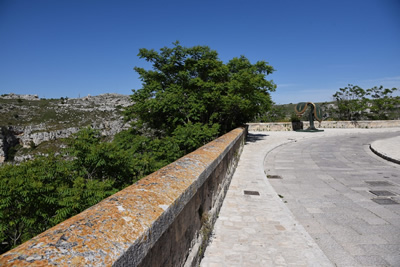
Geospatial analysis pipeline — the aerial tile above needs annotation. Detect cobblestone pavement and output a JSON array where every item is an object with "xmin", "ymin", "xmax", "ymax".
[{"xmin": 201, "ymin": 128, "xmax": 400, "ymax": 267}]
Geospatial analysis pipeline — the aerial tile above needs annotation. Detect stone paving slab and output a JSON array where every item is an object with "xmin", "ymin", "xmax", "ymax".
[
  {"xmin": 265, "ymin": 130, "xmax": 400, "ymax": 266},
  {"xmin": 201, "ymin": 128, "xmax": 400, "ymax": 267}
]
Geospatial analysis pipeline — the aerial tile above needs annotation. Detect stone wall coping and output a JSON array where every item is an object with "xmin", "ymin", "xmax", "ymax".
[
  {"xmin": 0, "ymin": 128, "xmax": 246, "ymax": 266},
  {"xmin": 248, "ymin": 120, "xmax": 400, "ymax": 131}
]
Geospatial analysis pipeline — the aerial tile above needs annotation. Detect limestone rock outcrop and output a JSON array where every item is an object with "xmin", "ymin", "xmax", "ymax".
[{"xmin": 0, "ymin": 93, "xmax": 132, "ymax": 163}]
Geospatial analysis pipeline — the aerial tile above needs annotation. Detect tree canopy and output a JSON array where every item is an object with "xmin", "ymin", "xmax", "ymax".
[
  {"xmin": 125, "ymin": 42, "xmax": 276, "ymax": 153},
  {"xmin": 0, "ymin": 128, "xmax": 123, "ymax": 253},
  {"xmin": 329, "ymin": 84, "xmax": 399, "ymax": 121}
]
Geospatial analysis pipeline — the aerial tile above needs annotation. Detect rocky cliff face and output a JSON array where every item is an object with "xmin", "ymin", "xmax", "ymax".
[
  {"xmin": 0, "ymin": 93, "xmax": 132, "ymax": 163},
  {"xmin": 0, "ymin": 127, "xmax": 20, "ymax": 162}
]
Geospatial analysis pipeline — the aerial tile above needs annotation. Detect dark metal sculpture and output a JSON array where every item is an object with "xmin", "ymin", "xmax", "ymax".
[{"xmin": 295, "ymin": 102, "xmax": 324, "ymax": 132}]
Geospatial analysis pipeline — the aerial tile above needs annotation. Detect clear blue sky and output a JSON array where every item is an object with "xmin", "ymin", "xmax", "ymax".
[{"xmin": 1, "ymin": 0, "xmax": 399, "ymax": 104}]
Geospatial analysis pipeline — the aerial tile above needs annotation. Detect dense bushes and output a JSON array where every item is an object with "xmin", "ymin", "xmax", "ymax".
[
  {"xmin": 0, "ymin": 126, "xmax": 180, "ymax": 253},
  {"xmin": 0, "ymin": 127, "xmax": 140, "ymax": 253}
]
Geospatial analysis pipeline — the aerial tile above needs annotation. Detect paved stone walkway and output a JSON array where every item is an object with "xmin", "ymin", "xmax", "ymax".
[{"xmin": 201, "ymin": 128, "xmax": 400, "ymax": 267}]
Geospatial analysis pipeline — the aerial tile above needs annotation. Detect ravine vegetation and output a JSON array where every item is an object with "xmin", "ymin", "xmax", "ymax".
[{"xmin": 0, "ymin": 42, "xmax": 276, "ymax": 253}]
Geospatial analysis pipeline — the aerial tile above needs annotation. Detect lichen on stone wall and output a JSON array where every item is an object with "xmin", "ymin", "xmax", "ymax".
[{"xmin": 0, "ymin": 127, "xmax": 247, "ymax": 267}]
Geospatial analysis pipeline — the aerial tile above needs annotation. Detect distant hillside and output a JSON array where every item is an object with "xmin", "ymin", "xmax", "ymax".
[{"xmin": 0, "ymin": 93, "xmax": 132, "ymax": 163}]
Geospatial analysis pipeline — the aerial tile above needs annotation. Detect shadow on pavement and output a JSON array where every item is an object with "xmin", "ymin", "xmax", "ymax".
[{"xmin": 246, "ymin": 133, "xmax": 268, "ymax": 143}]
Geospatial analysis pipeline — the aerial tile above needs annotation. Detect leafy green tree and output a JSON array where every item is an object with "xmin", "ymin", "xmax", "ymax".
[
  {"xmin": 331, "ymin": 84, "xmax": 399, "ymax": 121},
  {"xmin": 125, "ymin": 42, "xmax": 276, "ymax": 154},
  {"xmin": 332, "ymin": 84, "xmax": 368, "ymax": 120},
  {"xmin": 365, "ymin": 86, "xmax": 399, "ymax": 120},
  {"xmin": 67, "ymin": 127, "xmax": 134, "ymax": 188},
  {"xmin": 113, "ymin": 130, "xmax": 182, "ymax": 179}
]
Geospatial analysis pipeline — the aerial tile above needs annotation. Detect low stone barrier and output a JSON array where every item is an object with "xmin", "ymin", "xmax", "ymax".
[
  {"xmin": 0, "ymin": 127, "xmax": 247, "ymax": 266},
  {"xmin": 248, "ymin": 120, "xmax": 400, "ymax": 131}
]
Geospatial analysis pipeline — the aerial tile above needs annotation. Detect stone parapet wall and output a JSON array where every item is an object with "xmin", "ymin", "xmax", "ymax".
[
  {"xmin": 248, "ymin": 120, "xmax": 400, "ymax": 131},
  {"xmin": 0, "ymin": 127, "xmax": 247, "ymax": 266}
]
